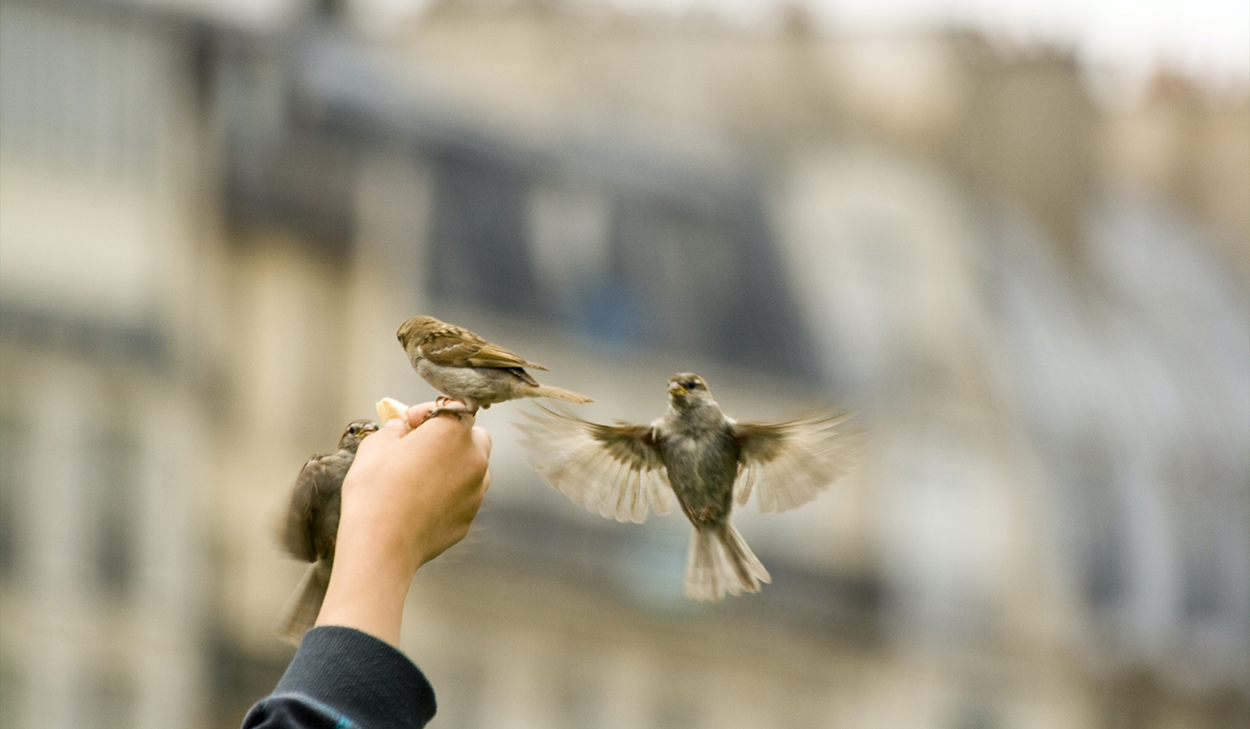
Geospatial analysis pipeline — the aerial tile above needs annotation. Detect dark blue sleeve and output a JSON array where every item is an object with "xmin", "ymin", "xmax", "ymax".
[{"xmin": 242, "ymin": 626, "xmax": 437, "ymax": 729}]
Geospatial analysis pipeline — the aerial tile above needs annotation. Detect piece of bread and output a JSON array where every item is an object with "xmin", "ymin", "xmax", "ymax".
[{"xmin": 376, "ymin": 397, "xmax": 409, "ymax": 424}]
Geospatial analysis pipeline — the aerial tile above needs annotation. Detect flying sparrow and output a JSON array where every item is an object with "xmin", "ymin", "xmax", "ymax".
[
  {"xmin": 275, "ymin": 419, "xmax": 379, "ymax": 645},
  {"xmin": 517, "ymin": 373, "xmax": 863, "ymax": 601},
  {"xmin": 397, "ymin": 315, "xmax": 591, "ymax": 422}
]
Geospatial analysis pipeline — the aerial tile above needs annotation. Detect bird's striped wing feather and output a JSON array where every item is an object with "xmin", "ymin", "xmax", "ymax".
[
  {"xmin": 516, "ymin": 406, "xmax": 673, "ymax": 523},
  {"xmin": 279, "ymin": 455, "xmax": 343, "ymax": 562},
  {"xmin": 420, "ymin": 326, "xmax": 548, "ymax": 371},
  {"xmin": 731, "ymin": 412, "xmax": 863, "ymax": 513}
]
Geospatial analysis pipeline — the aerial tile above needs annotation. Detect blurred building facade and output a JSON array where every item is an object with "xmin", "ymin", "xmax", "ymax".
[
  {"xmin": 0, "ymin": 1, "xmax": 1246, "ymax": 729},
  {"xmin": 0, "ymin": 1, "xmax": 218, "ymax": 727}
]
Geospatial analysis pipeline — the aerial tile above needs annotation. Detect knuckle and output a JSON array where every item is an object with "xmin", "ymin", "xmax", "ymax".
[{"xmin": 470, "ymin": 452, "xmax": 489, "ymax": 479}]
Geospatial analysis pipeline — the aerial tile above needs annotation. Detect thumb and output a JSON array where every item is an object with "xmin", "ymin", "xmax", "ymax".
[
  {"xmin": 373, "ymin": 416, "xmax": 410, "ymax": 441},
  {"xmin": 405, "ymin": 402, "xmax": 437, "ymax": 429}
]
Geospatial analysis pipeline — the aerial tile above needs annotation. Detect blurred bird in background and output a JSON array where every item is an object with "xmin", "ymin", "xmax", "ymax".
[
  {"xmin": 275, "ymin": 419, "xmax": 379, "ymax": 645},
  {"xmin": 518, "ymin": 373, "xmax": 863, "ymax": 600},
  {"xmin": 397, "ymin": 315, "xmax": 592, "ymax": 422}
]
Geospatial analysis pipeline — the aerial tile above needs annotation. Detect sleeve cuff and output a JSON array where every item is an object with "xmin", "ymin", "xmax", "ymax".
[{"xmin": 274, "ymin": 625, "xmax": 437, "ymax": 728}]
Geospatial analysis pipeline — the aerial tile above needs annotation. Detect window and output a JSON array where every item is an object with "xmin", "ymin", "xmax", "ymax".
[
  {"xmin": 89, "ymin": 423, "xmax": 137, "ymax": 597},
  {"xmin": 1073, "ymin": 441, "xmax": 1126, "ymax": 610},
  {"xmin": 0, "ymin": 2, "xmax": 166, "ymax": 178},
  {"xmin": 0, "ymin": 413, "xmax": 20, "ymax": 582},
  {"xmin": 429, "ymin": 154, "xmax": 542, "ymax": 315}
]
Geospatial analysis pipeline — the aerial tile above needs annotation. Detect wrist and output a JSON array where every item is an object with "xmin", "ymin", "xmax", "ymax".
[
  {"xmin": 314, "ymin": 527, "xmax": 420, "ymax": 646},
  {"xmin": 335, "ymin": 503, "xmax": 425, "ymax": 578}
]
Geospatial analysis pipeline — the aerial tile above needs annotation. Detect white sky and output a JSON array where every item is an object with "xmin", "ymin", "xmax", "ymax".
[
  {"xmin": 567, "ymin": 0, "xmax": 1250, "ymax": 89},
  {"xmin": 273, "ymin": 0, "xmax": 1250, "ymax": 90}
]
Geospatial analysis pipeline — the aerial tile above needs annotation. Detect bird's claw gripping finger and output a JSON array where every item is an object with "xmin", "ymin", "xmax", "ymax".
[{"xmin": 419, "ymin": 405, "xmax": 473, "ymax": 426}]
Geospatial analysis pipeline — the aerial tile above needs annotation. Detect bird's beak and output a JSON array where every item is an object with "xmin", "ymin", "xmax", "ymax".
[{"xmin": 668, "ymin": 382, "xmax": 686, "ymax": 395}]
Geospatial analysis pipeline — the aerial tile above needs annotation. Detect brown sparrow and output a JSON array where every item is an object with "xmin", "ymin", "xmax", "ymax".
[
  {"xmin": 275, "ymin": 419, "xmax": 379, "ymax": 645},
  {"xmin": 517, "ymin": 373, "xmax": 863, "ymax": 601},
  {"xmin": 397, "ymin": 315, "xmax": 591, "ymax": 421}
]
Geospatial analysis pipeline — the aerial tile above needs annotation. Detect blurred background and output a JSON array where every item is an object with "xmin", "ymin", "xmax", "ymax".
[{"xmin": 0, "ymin": 0, "xmax": 1247, "ymax": 727}]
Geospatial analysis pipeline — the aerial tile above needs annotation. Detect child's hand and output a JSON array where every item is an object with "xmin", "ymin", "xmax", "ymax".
[{"xmin": 315, "ymin": 402, "xmax": 490, "ymax": 645}]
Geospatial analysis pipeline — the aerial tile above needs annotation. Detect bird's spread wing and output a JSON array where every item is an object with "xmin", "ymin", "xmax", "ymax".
[
  {"xmin": 731, "ymin": 412, "xmax": 864, "ymax": 513},
  {"xmin": 516, "ymin": 405, "xmax": 673, "ymax": 523},
  {"xmin": 419, "ymin": 325, "xmax": 548, "ymax": 371},
  {"xmin": 279, "ymin": 453, "xmax": 347, "ymax": 561},
  {"xmin": 279, "ymin": 457, "xmax": 326, "ymax": 562}
]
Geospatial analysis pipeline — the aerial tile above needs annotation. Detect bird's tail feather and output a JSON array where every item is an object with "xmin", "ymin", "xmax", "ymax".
[
  {"xmin": 683, "ymin": 524, "xmax": 771, "ymax": 601},
  {"xmin": 276, "ymin": 560, "xmax": 332, "ymax": 646},
  {"xmin": 528, "ymin": 385, "xmax": 592, "ymax": 404}
]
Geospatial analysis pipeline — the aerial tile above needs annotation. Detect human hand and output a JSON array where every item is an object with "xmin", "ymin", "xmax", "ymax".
[{"xmin": 315, "ymin": 402, "xmax": 490, "ymax": 645}]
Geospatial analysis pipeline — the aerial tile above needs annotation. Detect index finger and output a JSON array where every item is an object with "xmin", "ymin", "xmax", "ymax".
[
  {"xmin": 404, "ymin": 402, "xmax": 476, "ymax": 431},
  {"xmin": 404, "ymin": 402, "xmax": 437, "ymax": 429}
]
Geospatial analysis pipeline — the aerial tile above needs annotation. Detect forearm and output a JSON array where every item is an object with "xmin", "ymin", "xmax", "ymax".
[
  {"xmin": 312, "ymin": 408, "xmax": 489, "ymax": 646},
  {"xmin": 314, "ymin": 539, "xmax": 415, "ymax": 646}
]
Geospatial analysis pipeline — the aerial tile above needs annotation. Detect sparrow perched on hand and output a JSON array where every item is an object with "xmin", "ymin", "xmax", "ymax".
[
  {"xmin": 517, "ymin": 373, "xmax": 863, "ymax": 601},
  {"xmin": 275, "ymin": 419, "xmax": 379, "ymax": 645},
  {"xmin": 397, "ymin": 315, "xmax": 591, "ymax": 421}
]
